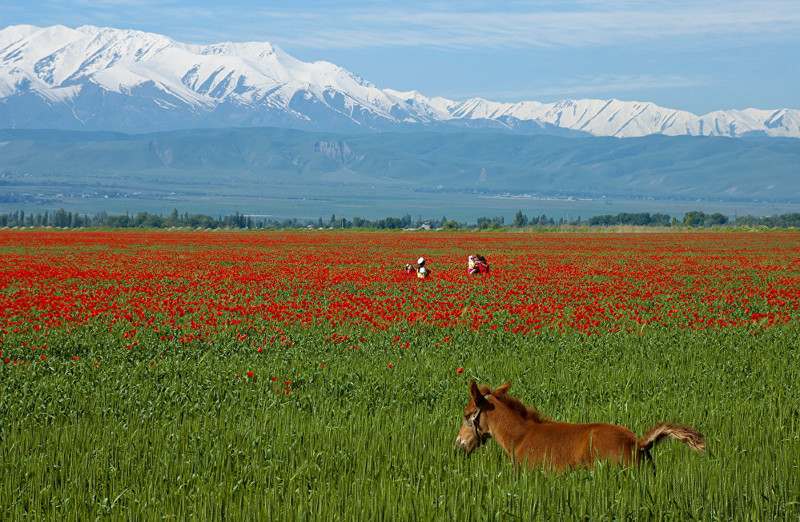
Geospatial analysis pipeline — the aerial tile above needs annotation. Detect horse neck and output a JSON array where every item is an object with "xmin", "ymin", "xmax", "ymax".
[{"xmin": 484, "ymin": 399, "xmax": 536, "ymax": 459}]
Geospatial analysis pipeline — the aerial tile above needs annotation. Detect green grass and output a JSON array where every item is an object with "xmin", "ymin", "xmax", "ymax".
[{"xmin": 1, "ymin": 326, "xmax": 798, "ymax": 519}]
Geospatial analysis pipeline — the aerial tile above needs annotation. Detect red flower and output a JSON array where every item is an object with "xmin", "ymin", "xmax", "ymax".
[
  {"xmin": 388, "ymin": 364, "xmax": 393, "ymax": 368},
  {"xmin": 72, "ymin": 356, "xmax": 79, "ymax": 361},
  {"xmin": 40, "ymin": 355, "xmax": 46, "ymax": 360},
  {"xmin": 1, "ymin": 229, "xmax": 796, "ymax": 368},
  {"xmin": 457, "ymin": 367, "xmax": 464, "ymax": 373},
  {"xmin": 247, "ymin": 371, "xmax": 254, "ymax": 378}
]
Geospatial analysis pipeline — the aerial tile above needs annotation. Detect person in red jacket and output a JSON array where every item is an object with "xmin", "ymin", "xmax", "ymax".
[{"xmin": 474, "ymin": 254, "xmax": 490, "ymax": 274}]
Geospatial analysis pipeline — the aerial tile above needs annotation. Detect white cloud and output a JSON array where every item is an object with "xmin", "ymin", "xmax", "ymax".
[
  {"xmin": 6, "ymin": 0, "xmax": 800, "ymax": 51},
  {"xmin": 245, "ymin": 0, "xmax": 800, "ymax": 50}
]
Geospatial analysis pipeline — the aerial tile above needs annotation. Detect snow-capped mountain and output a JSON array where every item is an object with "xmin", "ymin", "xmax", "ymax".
[{"xmin": 1, "ymin": 24, "xmax": 798, "ymax": 138}]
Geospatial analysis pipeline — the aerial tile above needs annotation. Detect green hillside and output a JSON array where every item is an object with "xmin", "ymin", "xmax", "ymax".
[{"xmin": 1, "ymin": 128, "xmax": 798, "ymax": 220}]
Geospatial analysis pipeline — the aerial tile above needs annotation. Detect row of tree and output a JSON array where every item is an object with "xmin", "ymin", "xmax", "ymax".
[
  {"xmin": 1, "ymin": 208, "xmax": 799, "ymax": 230},
  {"xmin": 0, "ymin": 209, "xmax": 266, "ymax": 230}
]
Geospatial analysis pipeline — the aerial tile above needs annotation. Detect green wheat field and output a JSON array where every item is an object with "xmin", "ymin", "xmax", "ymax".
[{"xmin": 1, "ymin": 230, "xmax": 798, "ymax": 519}]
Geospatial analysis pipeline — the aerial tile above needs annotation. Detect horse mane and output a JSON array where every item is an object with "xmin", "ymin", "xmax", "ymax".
[{"xmin": 479, "ymin": 384, "xmax": 551, "ymax": 424}]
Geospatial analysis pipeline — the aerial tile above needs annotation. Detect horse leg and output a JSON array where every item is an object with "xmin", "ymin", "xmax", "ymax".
[{"xmin": 641, "ymin": 448, "xmax": 656, "ymax": 475}]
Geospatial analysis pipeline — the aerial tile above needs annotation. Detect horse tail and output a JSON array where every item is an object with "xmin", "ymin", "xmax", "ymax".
[{"xmin": 638, "ymin": 422, "xmax": 706, "ymax": 453}]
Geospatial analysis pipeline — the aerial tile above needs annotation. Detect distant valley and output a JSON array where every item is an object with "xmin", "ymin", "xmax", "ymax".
[{"xmin": 1, "ymin": 128, "xmax": 798, "ymax": 221}]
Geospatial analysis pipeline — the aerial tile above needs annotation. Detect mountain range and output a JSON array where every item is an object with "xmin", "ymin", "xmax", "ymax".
[{"xmin": 2, "ymin": 24, "xmax": 799, "ymax": 138}]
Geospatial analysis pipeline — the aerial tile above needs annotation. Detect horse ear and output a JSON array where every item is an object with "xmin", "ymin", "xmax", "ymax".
[
  {"xmin": 469, "ymin": 379, "xmax": 482, "ymax": 402},
  {"xmin": 494, "ymin": 381, "xmax": 511, "ymax": 396}
]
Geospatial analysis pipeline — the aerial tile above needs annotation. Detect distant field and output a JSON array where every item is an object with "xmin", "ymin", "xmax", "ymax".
[{"xmin": 1, "ymin": 230, "xmax": 798, "ymax": 518}]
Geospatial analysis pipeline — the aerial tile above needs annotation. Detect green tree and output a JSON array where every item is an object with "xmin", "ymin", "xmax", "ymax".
[
  {"xmin": 513, "ymin": 210, "xmax": 528, "ymax": 228},
  {"xmin": 167, "ymin": 208, "xmax": 179, "ymax": 226},
  {"xmin": 683, "ymin": 211, "xmax": 706, "ymax": 227},
  {"xmin": 705, "ymin": 213, "xmax": 729, "ymax": 226}
]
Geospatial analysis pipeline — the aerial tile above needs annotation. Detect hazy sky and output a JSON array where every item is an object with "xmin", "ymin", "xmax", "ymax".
[{"xmin": 2, "ymin": 0, "xmax": 799, "ymax": 114}]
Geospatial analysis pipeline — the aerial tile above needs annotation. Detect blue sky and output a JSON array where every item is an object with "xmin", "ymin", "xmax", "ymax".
[{"xmin": 2, "ymin": 0, "xmax": 799, "ymax": 114}]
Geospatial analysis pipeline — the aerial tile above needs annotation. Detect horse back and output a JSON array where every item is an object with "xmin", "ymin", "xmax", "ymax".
[{"xmin": 518, "ymin": 421, "xmax": 640, "ymax": 470}]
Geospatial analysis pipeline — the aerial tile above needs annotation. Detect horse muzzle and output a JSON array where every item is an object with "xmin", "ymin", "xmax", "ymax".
[{"xmin": 454, "ymin": 431, "xmax": 479, "ymax": 454}]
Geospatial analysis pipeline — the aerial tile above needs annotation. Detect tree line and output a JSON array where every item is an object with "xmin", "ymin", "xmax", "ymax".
[{"xmin": 1, "ymin": 208, "xmax": 799, "ymax": 230}]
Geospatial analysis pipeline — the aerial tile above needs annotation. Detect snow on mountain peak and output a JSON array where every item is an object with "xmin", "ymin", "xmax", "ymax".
[{"xmin": 0, "ymin": 24, "xmax": 797, "ymax": 137}]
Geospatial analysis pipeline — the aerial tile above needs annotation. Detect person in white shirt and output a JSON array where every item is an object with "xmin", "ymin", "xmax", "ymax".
[{"xmin": 416, "ymin": 257, "xmax": 430, "ymax": 279}]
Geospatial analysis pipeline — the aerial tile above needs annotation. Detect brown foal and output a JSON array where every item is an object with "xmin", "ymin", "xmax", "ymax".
[{"xmin": 454, "ymin": 380, "xmax": 705, "ymax": 472}]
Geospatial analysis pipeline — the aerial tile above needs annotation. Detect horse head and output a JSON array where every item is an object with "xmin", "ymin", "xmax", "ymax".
[{"xmin": 454, "ymin": 380, "xmax": 510, "ymax": 453}]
